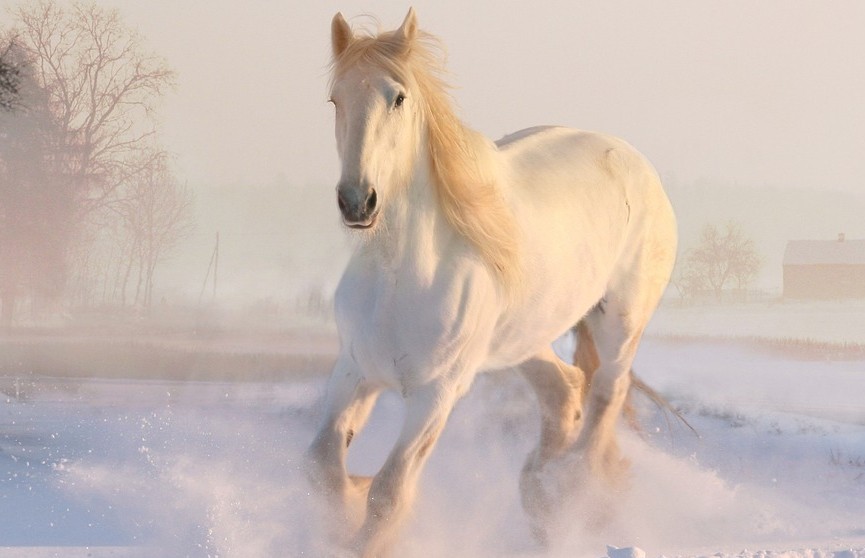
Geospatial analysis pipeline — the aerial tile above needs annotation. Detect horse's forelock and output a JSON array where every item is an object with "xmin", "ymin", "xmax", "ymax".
[{"xmin": 330, "ymin": 28, "xmax": 443, "ymax": 92}]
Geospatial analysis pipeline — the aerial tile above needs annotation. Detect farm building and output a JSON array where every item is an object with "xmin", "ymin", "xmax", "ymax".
[{"xmin": 783, "ymin": 234, "xmax": 865, "ymax": 299}]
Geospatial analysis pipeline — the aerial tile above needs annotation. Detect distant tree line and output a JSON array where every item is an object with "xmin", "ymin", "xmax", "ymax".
[{"xmin": 0, "ymin": 1, "xmax": 193, "ymax": 325}]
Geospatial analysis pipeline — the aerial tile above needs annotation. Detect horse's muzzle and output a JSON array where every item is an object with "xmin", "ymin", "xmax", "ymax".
[{"xmin": 337, "ymin": 183, "xmax": 379, "ymax": 229}]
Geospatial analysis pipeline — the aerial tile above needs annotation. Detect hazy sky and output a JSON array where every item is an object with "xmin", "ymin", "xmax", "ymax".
[
  {"xmin": 3, "ymin": 0, "xmax": 864, "ymax": 300},
  {"xmin": 7, "ymin": 0, "xmax": 862, "ymax": 195}
]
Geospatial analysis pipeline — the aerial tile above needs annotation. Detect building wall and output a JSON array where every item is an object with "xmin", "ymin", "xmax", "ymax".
[{"xmin": 783, "ymin": 264, "xmax": 865, "ymax": 299}]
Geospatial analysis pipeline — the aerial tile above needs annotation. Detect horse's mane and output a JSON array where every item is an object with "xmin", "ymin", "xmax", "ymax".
[{"xmin": 331, "ymin": 27, "xmax": 522, "ymax": 295}]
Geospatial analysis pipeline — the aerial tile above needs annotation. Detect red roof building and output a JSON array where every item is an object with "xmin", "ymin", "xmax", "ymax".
[{"xmin": 783, "ymin": 234, "xmax": 865, "ymax": 299}]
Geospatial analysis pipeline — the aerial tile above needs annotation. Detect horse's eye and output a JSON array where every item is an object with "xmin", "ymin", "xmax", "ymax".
[{"xmin": 394, "ymin": 93, "xmax": 406, "ymax": 108}]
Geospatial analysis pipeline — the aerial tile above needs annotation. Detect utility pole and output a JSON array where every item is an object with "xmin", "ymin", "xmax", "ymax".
[
  {"xmin": 213, "ymin": 231, "xmax": 219, "ymax": 301},
  {"xmin": 199, "ymin": 231, "xmax": 220, "ymax": 305}
]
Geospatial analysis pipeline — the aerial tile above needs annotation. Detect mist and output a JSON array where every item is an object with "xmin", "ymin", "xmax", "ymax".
[
  {"xmin": 2, "ymin": 1, "xmax": 865, "ymax": 557},
  {"xmin": 103, "ymin": 0, "xmax": 865, "ymax": 309},
  {"xmin": 4, "ymin": 0, "xmax": 862, "ymax": 311}
]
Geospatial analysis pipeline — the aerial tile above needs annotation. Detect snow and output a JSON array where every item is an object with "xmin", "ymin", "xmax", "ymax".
[
  {"xmin": 646, "ymin": 300, "xmax": 865, "ymax": 345},
  {"xmin": 1, "ymin": 304, "xmax": 864, "ymax": 557}
]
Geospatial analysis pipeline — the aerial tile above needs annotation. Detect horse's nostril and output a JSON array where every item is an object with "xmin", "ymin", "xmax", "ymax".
[{"xmin": 337, "ymin": 186, "xmax": 376, "ymax": 222}]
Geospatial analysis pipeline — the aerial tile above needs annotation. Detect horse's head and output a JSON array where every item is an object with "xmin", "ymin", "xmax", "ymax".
[{"xmin": 328, "ymin": 9, "xmax": 422, "ymax": 230}]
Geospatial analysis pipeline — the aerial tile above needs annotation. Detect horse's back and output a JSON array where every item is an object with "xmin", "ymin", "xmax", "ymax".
[
  {"xmin": 484, "ymin": 125, "xmax": 676, "ymax": 366},
  {"xmin": 498, "ymin": 125, "xmax": 673, "ymax": 239},
  {"xmin": 496, "ymin": 125, "xmax": 565, "ymax": 149},
  {"xmin": 499, "ymin": 126, "xmax": 655, "ymax": 185}
]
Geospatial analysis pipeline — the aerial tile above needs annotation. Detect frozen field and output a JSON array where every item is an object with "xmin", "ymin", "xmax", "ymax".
[{"xmin": 1, "ymin": 304, "xmax": 864, "ymax": 557}]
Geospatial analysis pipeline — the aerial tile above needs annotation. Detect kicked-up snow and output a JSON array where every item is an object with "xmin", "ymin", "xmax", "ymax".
[{"xmin": 1, "ymin": 330, "xmax": 864, "ymax": 557}]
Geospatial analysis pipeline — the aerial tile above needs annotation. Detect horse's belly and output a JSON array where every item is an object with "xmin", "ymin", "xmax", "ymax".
[
  {"xmin": 484, "ymin": 284, "xmax": 601, "ymax": 369},
  {"xmin": 484, "ymin": 224, "xmax": 616, "ymax": 368}
]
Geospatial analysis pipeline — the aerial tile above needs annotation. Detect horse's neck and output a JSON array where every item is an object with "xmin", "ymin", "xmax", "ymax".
[{"xmin": 371, "ymin": 152, "xmax": 457, "ymax": 276}]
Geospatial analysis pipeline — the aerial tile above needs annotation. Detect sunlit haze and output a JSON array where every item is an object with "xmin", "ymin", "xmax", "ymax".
[
  {"xmin": 3, "ymin": 0, "xmax": 865, "ymax": 300},
  {"xmin": 84, "ymin": 1, "xmax": 865, "ymax": 193},
  {"xmin": 3, "ymin": 3, "xmax": 865, "ymax": 556}
]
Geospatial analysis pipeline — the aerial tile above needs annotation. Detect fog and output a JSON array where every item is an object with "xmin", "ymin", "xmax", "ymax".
[
  {"xmin": 2, "ymin": 2, "xmax": 865, "ymax": 556},
  {"xmin": 4, "ymin": 0, "xmax": 858, "ymax": 306}
]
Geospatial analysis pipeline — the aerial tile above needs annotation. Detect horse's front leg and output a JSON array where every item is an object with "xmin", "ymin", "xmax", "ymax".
[
  {"xmin": 351, "ymin": 378, "xmax": 463, "ymax": 557},
  {"xmin": 306, "ymin": 356, "xmax": 380, "ymax": 533}
]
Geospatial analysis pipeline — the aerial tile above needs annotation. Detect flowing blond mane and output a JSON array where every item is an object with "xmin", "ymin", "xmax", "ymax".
[{"xmin": 331, "ymin": 26, "xmax": 522, "ymax": 294}]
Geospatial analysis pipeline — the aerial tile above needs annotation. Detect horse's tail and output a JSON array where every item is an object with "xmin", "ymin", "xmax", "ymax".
[
  {"xmin": 571, "ymin": 321, "xmax": 695, "ymax": 435},
  {"xmin": 629, "ymin": 370, "xmax": 697, "ymax": 435}
]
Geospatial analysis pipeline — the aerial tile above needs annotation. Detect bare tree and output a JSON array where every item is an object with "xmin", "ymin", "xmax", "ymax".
[
  {"xmin": 677, "ymin": 221, "xmax": 762, "ymax": 301},
  {"xmin": 670, "ymin": 253, "xmax": 707, "ymax": 302},
  {"xmin": 120, "ymin": 151, "xmax": 194, "ymax": 309},
  {"xmin": 10, "ymin": 0, "xmax": 175, "ymax": 215},
  {"xmin": 2, "ymin": 2, "xmax": 176, "ymax": 320}
]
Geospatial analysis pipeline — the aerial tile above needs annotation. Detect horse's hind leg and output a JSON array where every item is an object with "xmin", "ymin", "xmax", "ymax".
[
  {"xmin": 574, "ymin": 304, "xmax": 641, "ymax": 483},
  {"xmin": 573, "ymin": 276, "xmax": 667, "ymax": 484},
  {"xmin": 518, "ymin": 346, "xmax": 585, "ymax": 543}
]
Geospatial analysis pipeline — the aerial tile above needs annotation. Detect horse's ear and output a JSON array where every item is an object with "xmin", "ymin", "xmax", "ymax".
[
  {"xmin": 395, "ymin": 7, "xmax": 418, "ymax": 46},
  {"xmin": 331, "ymin": 12, "xmax": 352, "ymax": 58}
]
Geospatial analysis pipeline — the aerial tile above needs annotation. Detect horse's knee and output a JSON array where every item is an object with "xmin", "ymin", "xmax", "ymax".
[{"xmin": 591, "ymin": 364, "xmax": 631, "ymax": 398}]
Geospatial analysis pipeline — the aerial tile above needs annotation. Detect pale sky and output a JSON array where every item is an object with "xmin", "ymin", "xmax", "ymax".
[
  {"xmin": 4, "ymin": 0, "xmax": 865, "ymax": 299},
  {"xmin": 8, "ymin": 0, "xmax": 862, "ymax": 194}
]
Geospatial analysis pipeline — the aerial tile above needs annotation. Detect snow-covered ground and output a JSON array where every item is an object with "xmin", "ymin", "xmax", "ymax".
[{"xmin": 1, "ymin": 304, "xmax": 864, "ymax": 557}]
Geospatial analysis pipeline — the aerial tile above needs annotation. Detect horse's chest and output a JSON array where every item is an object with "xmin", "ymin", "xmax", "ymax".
[{"xmin": 336, "ymin": 270, "xmax": 489, "ymax": 389}]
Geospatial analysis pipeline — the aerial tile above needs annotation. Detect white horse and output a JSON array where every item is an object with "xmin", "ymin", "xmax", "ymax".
[{"xmin": 306, "ymin": 8, "xmax": 677, "ymax": 556}]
